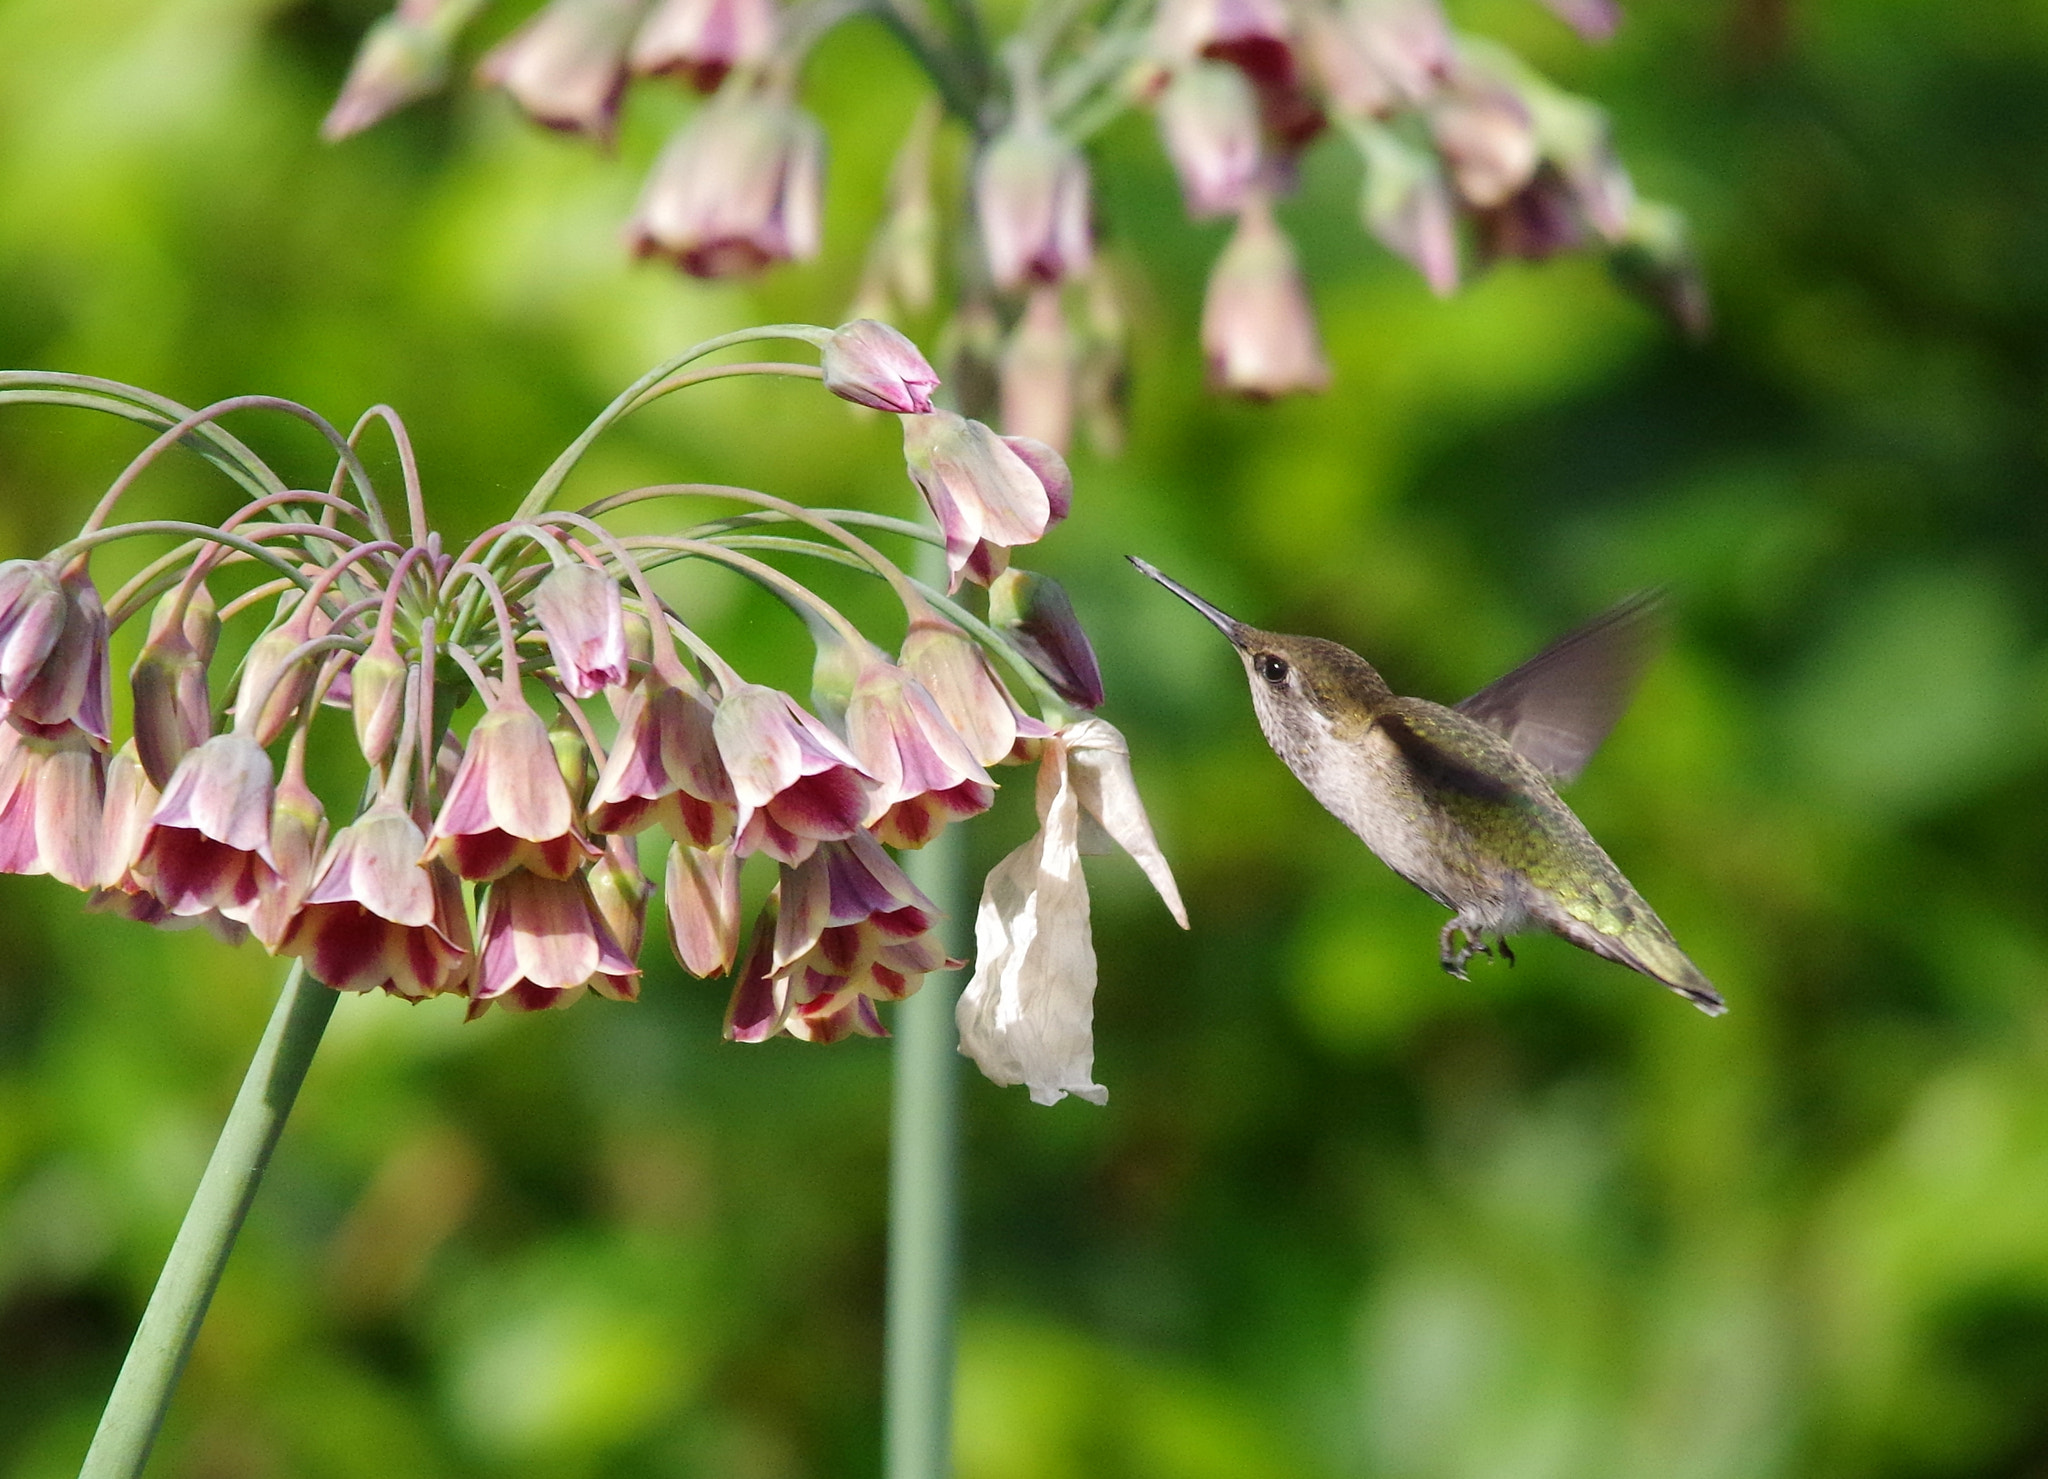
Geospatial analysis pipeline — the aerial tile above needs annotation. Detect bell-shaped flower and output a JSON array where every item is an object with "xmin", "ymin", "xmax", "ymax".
[
  {"xmin": 900, "ymin": 618, "xmax": 1024, "ymax": 770},
  {"xmin": 4, "ymin": 558, "xmax": 111, "ymax": 746},
  {"xmin": 902, "ymin": 411, "xmax": 1072, "ymax": 592},
  {"xmin": 822, "ymin": 319, "xmax": 941, "ymax": 415},
  {"xmin": 998, "ymin": 288, "xmax": 1074, "ymax": 453},
  {"xmin": 666, "ymin": 838, "xmax": 741, "ymax": 977},
  {"xmin": 1202, "ymin": 195, "xmax": 1331, "ymax": 398},
  {"xmin": 1358, "ymin": 122, "xmax": 1460, "ymax": 295},
  {"xmin": 772, "ymin": 831, "xmax": 954, "ymax": 1039},
  {"xmin": 989, "ymin": 570, "xmax": 1106, "ymax": 711},
  {"xmin": 845, "ymin": 660, "xmax": 994, "ymax": 850},
  {"xmin": 588, "ymin": 675, "xmax": 737, "ymax": 846},
  {"xmin": 471, "ymin": 867, "xmax": 639, "ymax": 1015},
  {"xmin": 427, "ymin": 691, "xmax": 597, "ymax": 880},
  {"xmin": 975, "ymin": 122, "xmax": 1092, "ymax": 292},
  {"xmin": 1338, "ymin": 0, "xmax": 1451, "ymax": 107},
  {"xmin": 281, "ymin": 802, "xmax": 471, "ymax": 998},
  {"xmin": 131, "ymin": 585, "xmax": 217, "ymax": 788},
  {"xmin": 631, "ymin": 0, "xmax": 777, "ymax": 91},
  {"xmin": 533, "ymin": 564, "xmax": 629, "ymax": 698},
  {"xmin": 589, "ymin": 837, "xmax": 654, "ymax": 997},
  {"xmin": 0, "ymin": 722, "xmax": 105, "ymax": 889},
  {"xmin": 955, "ymin": 718, "xmax": 1186, "ymax": 1106},
  {"xmin": 475, "ymin": 0, "xmax": 643, "ymax": 141},
  {"xmin": 248, "ymin": 736, "xmax": 328, "ymax": 953},
  {"xmin": 1157, "ymin": 62, "xmax": 1263, "ymax": 221},
  {"xmin": 724, "ymin": 904, "xmax": 787, "ymax": 1042},
  {"xmin": 132, "ymin": 733, "xmax": 279, "ymax": 921},
  {"xmin": 1430, "ymin": 70, "xmax": 1539, "ymax": 209},
  {"xmin": 713, "ymin": 682, "xmax": 872, "ymax": 865},
  {"xmin": 322, "ymin": 0, "xmax": 477, "ymax": 140},
  {"xmin": 629, "ymin": 87, "xmax": 823, "ymax": 278}
]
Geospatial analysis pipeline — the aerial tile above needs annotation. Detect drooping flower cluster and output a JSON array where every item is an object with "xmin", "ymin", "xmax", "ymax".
[
  {"xmin": 322, "ymin": 0, "xmax": 1705, "ymax": 440},
  {"xmin": 0, "ymin": 320, "xmax": 1182, "ymax": 1101}
]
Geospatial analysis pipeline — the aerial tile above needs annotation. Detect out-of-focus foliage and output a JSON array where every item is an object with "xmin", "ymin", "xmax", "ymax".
[{"xmin": 5, "ymin": 0, "xmax": 2048, "ymax": 1476}]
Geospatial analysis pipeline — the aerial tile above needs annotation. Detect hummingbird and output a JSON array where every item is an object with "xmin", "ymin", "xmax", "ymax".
[{"xmin": 1130, "ymin": 558, "xmax": 1723, "ymax": 1015}]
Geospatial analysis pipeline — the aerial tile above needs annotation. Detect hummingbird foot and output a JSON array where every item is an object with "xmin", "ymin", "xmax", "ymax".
[
  {"xmin": 1438, "ymin": 921, "xmax": 1491, "ymax": 980},
  {"xmin": 1497, "ymin": 938, "xmax": 1515, "ymax": 968}
]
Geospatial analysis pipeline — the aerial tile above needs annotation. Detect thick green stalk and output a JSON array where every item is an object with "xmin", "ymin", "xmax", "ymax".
[
  {"xmin": 80, "ymin": 963, "xmax": 336, "ymax": 1479},
  {"xmin": 888, "ymin": 821, "xmax": 965, "ymax": 1479}
]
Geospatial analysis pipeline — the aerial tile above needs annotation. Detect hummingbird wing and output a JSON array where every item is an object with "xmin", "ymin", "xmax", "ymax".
[{"xmin": 1454, "ymin": 590, "xmax": 1665, "ymax": 785}]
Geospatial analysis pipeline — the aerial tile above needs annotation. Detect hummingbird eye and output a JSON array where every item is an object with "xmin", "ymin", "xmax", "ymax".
[{"xmin": 1256, "ymin": 653, "xmax": 1290, "ymax": 686}]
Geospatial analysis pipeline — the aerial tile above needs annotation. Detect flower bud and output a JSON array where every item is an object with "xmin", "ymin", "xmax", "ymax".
[
  {"xmin": 630, "ymin": 0, "xmax": 777, "ymax": 91},
  {"xmin": 1201, "ymin": 196, "xmax": 1330, "ymax": 398},
  {"xmin": 1156, "ymin": 62, "xmax": 1263, "ymax": 220},
  {"xmin": 1609, "ymin": 200, "xmax": 1710, "ymax": 341},
  {"xmin": 0, "ymin": 559, "xmax": 66, "ymax": 707},
  {"xmin": 666, "ymin": 838, "xmax": 741, "ymax": 977},
  {"xmin": 1358, "ymin": 123, "xmax": 1459, "ymax": 295},
  {"xmin": 629, "ymin": 88, "xmax": 823, "ymax": 278},
  {"xmin": 588, "ymin": 836, "xmax": 653, "ymax": 999},
  {"xmin": 550, "ymin": 704, "xmax": 592, "ymax": 805},
  {"xmin": 351, "ymin": 633, "xmax": 408, "ymax": 768},
  {"xmin": 998, "ymin": 288, "xmax": 1073, "ymax": 453},
  {"xmin": 989, "ymin": 570, "xmax": 1105, "ymax": 710},
  {"xmin": 475, "ymin": 0, "xmax": 643, "ymax": 141},
  {"xmin": 822, "ymin": 320, "xmax": 941, "ymax": 414},
  {"xmin": 534, "ymin": 563, "xmax": 629, "ymax": 698},
  {"xmin": 131, "ymin": 587, "xmax": 215, "ymax": 788},
  {"xmin": 322, "ymin": 0, "xmax": 483, "ymax": 141},
  {"xmin": 7, "ymin": 559, "xmax": 112, "ymax": 746},
  {"xmin": 1340, "ymin": 0, "xmax": 1451, "ymax": 107},
  {"xmin": 975, "ymin": 123, "xmax": 1092, "ymax": 292},
  {"xmin": 234, "ymin": 623, "xmax": 315, "ymax": 750}
]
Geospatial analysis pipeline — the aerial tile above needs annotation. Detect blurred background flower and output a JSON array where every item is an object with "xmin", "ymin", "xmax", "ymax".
[{"xmin": 6, "ymin": 1, "xmax": 2048, "ymax": 1476}]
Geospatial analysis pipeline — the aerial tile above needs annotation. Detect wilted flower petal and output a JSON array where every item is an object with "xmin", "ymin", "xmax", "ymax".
[
  {"xmin": 534, "ymin": 563, "xmax": 630, "ymax": 698},
  {"xmin": 1062, "ymin": 717, "xmax": 1188, "ymax": 927}
]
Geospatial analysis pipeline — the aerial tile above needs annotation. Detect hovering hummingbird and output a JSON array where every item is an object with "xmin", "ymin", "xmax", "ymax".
[{"xmin": 1131, "ymin": 558, "xmax": 1723, "ymax": 1015}]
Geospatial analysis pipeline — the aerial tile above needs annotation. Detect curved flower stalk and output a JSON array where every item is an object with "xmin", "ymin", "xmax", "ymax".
[
  {"xmin": 0, "ymin": 318, "xmax": 1179, "ymax": 1088},
  {"xmin": 323, "ymin": 0, "xmax": 1704, "ymax": 440}
]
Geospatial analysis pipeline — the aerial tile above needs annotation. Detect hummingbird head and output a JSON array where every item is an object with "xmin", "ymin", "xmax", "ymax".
[{"xmin": 1129, "ymin": 557, "xmax": 1393, "ymax": 766}]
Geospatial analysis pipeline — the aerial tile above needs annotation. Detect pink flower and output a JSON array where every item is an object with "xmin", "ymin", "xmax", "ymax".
[
  {"xmin": 471, "ymin": 867, "xmax": 638, "ymax": 1014},
  {"xmin": 900, "ymin": 617, "xmax": 1028, "ymax": 770},
  {"xmin": 322, "ymin": 0, "xmax": 475, "ymax": 141},
  {"xmin": 773, "ymin": 832, "xmax": 954, "ymax": 1039},
  {"xmin": 631, "ymin": 0, "xmax": 778, "ymax": 92},
  {"xmin": 998, "ymin": 288, "xmax": 1074, "ymax": 453},
  {"xmin": 629, "ymin": 88, "xmax": 823, "ymax": 278},
  {"xmin": 975, "ymin": 123, "xmax": 1092, "ymax": 292},
  {"xmin": 131, "ymin": 585, "xmax": 217, "ymax": 787},
  {"xmin": 281, "ymin": 802, "xmax": 471, "ymax": 998},
  {"xmin": 2, "ymin": 558, "xmax": 111, "ymax": 746},
  {"xmin": 821, "ymin": 319, "xmax": 941, "ymax": 415},
  {"xmin": 133, "ymin": 733, "xmax": 279, "ymax": 920},
  {"xmin": 1358, "ymin": 123, "xmax": 1460, "ymax": 295},
  {"xmin": 1430, "ymin": 71, "xmax": 1539, "ymax": 209},
  {"xmin": 588, "ymin": 675, "xmax": 737, "ymax": 846},
  {"xmin": 1201, "ymin": 195, "xmax": 1330, "ymax": 398},
  {"xmin": 665, "ymin": 838, "xmax": 741, "ymax": 977},
  {"xmin": 0, "ymin": 722, "xmax": 105, "ymax": 889},
  {"xmin": 845, "ymin": 660, "xmax": 994, "ymax": 849},
  {"xmin": 0, "ymin": 560, "xmax": 66, "ymax": 712},
  {"xmin": 475, "ymin": 0, "xmax": 642, "ymax": 141},
  {"xmin": 712, "ymin": 683, "xmax": 872, "ymax": 865},
  {"xmin": 1156, "ymin": 62, "xmax": 1264, "ymax": 221},
  {"xmin": 902, "ymin": 411, "xmax": 1072, "ymax": 592},
  {"xmin": 533, "ymin": 564, "xmax": 629, "ymax": 698},
  {"xmin": 248, "ymin": 738, "xmax": 328, "ymax": 953},
  {"xmin": 427, "ymin": 694, "xmax": 597, "ymax": 880}
]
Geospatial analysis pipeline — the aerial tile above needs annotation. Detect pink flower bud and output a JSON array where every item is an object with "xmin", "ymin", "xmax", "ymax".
[
  {"xmin": 588, "ymin": 837, "xmax": 654, "ymax": 1000},
  {"xmin": 1156, "ymin": 62, "xmax": 1264, "ymax": 221},
  {"xmin": 989, "ymin": 570, "xmax": 1106, "ymax": 711},
  {"xmin": 249, "ymin": 739, "xmax": 328, "ymax": 952},
  {"xmin": 534, "ymin": 564, "xmax": 629, "ymax": 698},
  {"xmin": 131, "ymin": 587, "xmax": 216, "ymax": 788},
  {"xmin": 134, "ymin": 733, "xmax": 280, "ymax": 921},
  {"xmin": 322, "ymin": 0, "xmax": 478, "ymax": 142},
  {"xmin": 665, "ymin": 838, "xmax": 741, "ymax": 977},
  {"xmin": 821, "ymin": 320, "xmax": 941, "ymax": 414},
  {"xmin": 351, "ymin": 633, "xmax": 408, "ymax": 768},
  {"xmin": 630, "ymin": 0, "xmax": 777, "ymax": 91},
  {"xmin": 589, "ymin": 675, "xmax": 737, "ymax": 846},
  {"xmin": 475, "ymin": 0, "xmax": 643, "ymax": 141},
  {"xmin": 974, "ymin": 124, "xmax": 1092, "ymax": 292},
  {"xmin": 713, "ymin": 683, "xmax": 872, "ymax": 865},
  {"xmin": 6, "ymin": 559, "xmax": 111, "ymax": 746},
  {"xmin": 998, "ymin": 288, "xmax": 1074, "ymax": 453},
  {"xmin": 282, "ymin": 802, "xmax": 471, "ymax": 998},
  {"xmin": 1201, "ymin": 196, "xmax": 1330, "ymax": 398},
  {"xmin": 629, "ymin": 88, "xmax": 823, "ymax": 278},
  {"xmin": 473, "ymin": 867, "xmax": 639, "ymax": 1013},
  {"xmin": 0, "ymin": 560, "xmax": 66, "ymax": 710},
  {"xmin": 901, "ymin": 411, "xmax": 1070, "ymax": 592},
  {"xmin": 427, "ymin": 694, "xmax": 598, "ymax": 880}
]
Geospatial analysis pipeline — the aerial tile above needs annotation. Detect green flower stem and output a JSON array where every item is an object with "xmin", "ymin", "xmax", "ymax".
[
  {"xmin": 80, "ymin": 963, "xmax": 336, "ymax": 1479},
  {"xmin": 890, "ymin": 819, "xmax": 965, "ymax": 1479}
]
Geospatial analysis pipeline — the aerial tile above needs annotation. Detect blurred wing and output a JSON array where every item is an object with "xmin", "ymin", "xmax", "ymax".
[{"xmin": 1454, "ymin": 590, "xmax": 1666, "ymax": 784}]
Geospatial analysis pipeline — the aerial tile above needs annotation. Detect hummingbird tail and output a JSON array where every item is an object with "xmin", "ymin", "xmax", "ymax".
[{"xmin": 1543, "ymin": 910, "xmax": 1726, "ymax": 1016}]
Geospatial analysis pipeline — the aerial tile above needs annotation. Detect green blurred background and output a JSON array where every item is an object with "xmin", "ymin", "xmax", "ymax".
[{"xmin": 7, "ymin": 0, "xmax": 2048, "ymax": 1474}]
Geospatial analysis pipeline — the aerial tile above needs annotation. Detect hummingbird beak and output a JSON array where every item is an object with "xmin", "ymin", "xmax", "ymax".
[{"xmin": 1127, "ymin": 557, "xmax": 1246, "ymax": 646}]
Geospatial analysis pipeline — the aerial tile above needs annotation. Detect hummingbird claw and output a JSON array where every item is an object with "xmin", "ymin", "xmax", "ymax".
[{"xmin": 1498, "ymin": 938, "xmax": 1515, "ymax": 968}]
